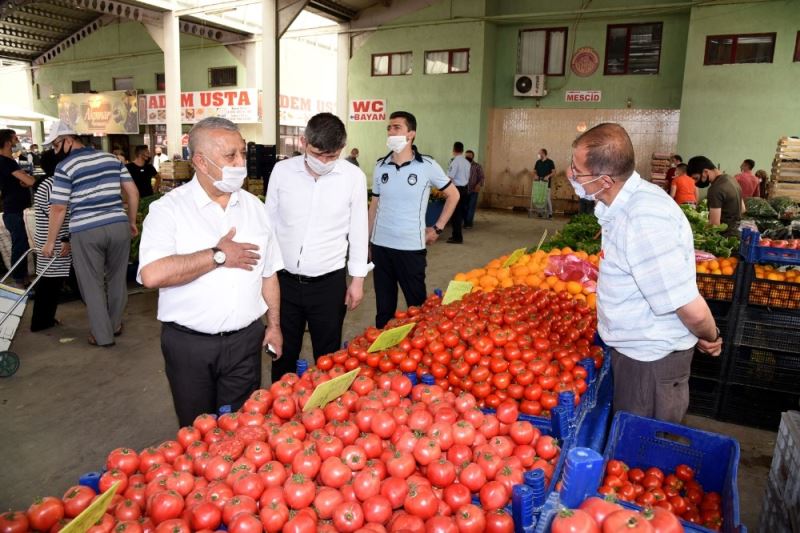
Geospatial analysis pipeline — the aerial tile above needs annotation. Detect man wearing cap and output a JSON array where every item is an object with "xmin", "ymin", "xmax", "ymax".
[
  {"xmin": 369, "ymin": 111, "xmax": 460, "ymax": 328},
  {"xmin": 0, "ymin": 129, "xmax": 35, "ymax": 287},
  {"xmin": 42, "ymin": 121, "xmax": 140, "ymax": 347}
]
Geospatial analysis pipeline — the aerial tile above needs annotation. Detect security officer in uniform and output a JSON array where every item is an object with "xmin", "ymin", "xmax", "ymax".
[{"xmin": 368, "ymin": 111, "xmax": 460, "ymax": 328}]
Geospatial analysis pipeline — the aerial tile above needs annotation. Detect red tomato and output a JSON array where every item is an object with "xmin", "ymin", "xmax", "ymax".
[
  {"xmin": 551, "ymin": 508, "xmax": 599, "ymax": 533},
  {"xmin": 283, "ymin": 473, "xmax": 315, "ymax": 510},
  {"xmin": 478, "ymin": 481, "xmax": 509, "ymax": 511},
  {"xmin": 578, "ymin": 497, "xmax": 623, "ymax": 525},
  {"xmin": 62, "ymin": 486, "xmax": 96, "ymax": 518},
  {"xmin": 363, "ymin": 495, "xmax": 392, "ymax": 525},
  {"xmin": 332, "ymin": 501, "xmax": 365, "ymax": 532},
  {"xmin": 147, "ymin": 490, "xmax": 184, "ymax": 525},
  {"xmin": 535, "ymin": 435, "xmax": 559, "ymax": 460},
  {"xmin": 485, "ymin": 509, "xmax": 514, "ymax": 533},
  {"xmin": 453, "ymin": 504, "xmax": 486, "ymax": 533},
  {"xmin": 107, "ymin": 448, "xmax": 141, "ymax": 476},
  {"xmin": 0, "ymin": 511, "xmax": 29, "ymax": 533},
  {"xmin": 27, "ymin": 497, "xmax": 64, "ymax": 532},
  {"xmin": 189, "ymin": 502, "xmax": 221, "ymax": 531},
  {"xmin": 227, "ymin": 512, "xmax": 262, "ymax": 533},
  {"xmin": 259, "ymin": 501, "xmax": 289, "ymax": 533},
  {"xmin": 602, "ymin": 510, "xmax": 654, "ymax": 532}
]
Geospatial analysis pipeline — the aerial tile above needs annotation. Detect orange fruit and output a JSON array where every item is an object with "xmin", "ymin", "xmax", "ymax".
[
  {"xmin": 545, "ymin": 276, "xmax": 559, "ymax": 287},
  {"xmin": 586, "ymin": 293, "xmax": 597, "ymax": 309},
  {"xmin": 553, "ymin": 281, "xmax": 567, "ymax": 293},
  {"xmin": 566, "ymin": 281, "xmax": 583, "ymax": 295},
  {"xmin": 454, "ymin": 273, "xmax": 467, "ymax": 281}
]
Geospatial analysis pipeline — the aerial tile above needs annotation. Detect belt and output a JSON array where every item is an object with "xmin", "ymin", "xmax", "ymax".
[
  {"xmin": 278, "ymin": 268, "xmax": 343, "ymax": 284},
  {"xmin": 166, "ymin": 321, "xmax": 255, "ymax": 337}
]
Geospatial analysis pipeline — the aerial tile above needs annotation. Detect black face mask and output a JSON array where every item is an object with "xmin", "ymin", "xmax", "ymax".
[{"xmin": 466, "ymin": 157, "xmax": 473, "ymax": 163}]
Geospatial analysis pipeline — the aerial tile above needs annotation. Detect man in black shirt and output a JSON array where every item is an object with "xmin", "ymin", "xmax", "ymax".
[
  {"xmin": 0, "ymin": 129, "xmax": 35, "ymax": 285},
  {"xmin": 125, "ymin": 145, "xmax": 157, "ymax": 198},
  {"xmin": 533, "ymin": 147, "xmax": 555, "ymax": 218}
]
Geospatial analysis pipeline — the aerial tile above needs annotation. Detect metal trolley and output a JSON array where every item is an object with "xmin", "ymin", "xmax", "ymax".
[{"xmin": 0, "ymin": 249, "xmax": 58, "ymax": 377}]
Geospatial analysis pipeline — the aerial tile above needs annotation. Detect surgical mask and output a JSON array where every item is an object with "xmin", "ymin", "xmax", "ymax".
[
  {"xmin": 466, "ymin": 157, "xmax": 473, "ymax": 163},
  {"xmin": 204, "ymin": 156, "xmax": 246, "ymax": 193},
  {"xmin": 568, "ymin": 175, "xmax": 605, "ymax": 201},
  {"xmin": 387, "ymin": 135, "xmax": 409, "ymax": 154},
  {"xmin": 305, "ymin": 154, "xmax": 336, "ymax": 176}
]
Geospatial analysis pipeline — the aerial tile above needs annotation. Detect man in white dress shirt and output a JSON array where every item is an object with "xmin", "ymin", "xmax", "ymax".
[
  {"xmin": 138, "ymin": 117, "xmax": 283, "ymax": 426},
  {"xmin": 266, "ymin": 113, "xmax": 369, "ymax": 381},
  {"xmin": 446, "ymin": 141, "xmax": 472, "ymax": 244}
]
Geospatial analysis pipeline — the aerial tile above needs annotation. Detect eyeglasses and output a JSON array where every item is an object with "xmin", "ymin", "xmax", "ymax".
[{"xmin": 569, "ymin": 160, "xmax": 609, "ymax": 181}]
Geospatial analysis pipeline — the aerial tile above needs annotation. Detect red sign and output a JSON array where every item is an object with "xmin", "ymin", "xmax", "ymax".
[
  {"xmin": 349, "ymin": 99, "xmax": 386, "ymax": 122},
  {"xmin": 570, "ymin": 47, "xmax": 600, "ymax": 77},
  {"xmin": 139, "ymin": 89, "xmax": 259, "ymax": 124}
]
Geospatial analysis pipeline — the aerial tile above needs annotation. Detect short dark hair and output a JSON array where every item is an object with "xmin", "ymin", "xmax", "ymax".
[
  {"xmin": 686, "ymin": 156, "xmax": 716, "ymax": 176},
  {"xmin": 540, "ymin": 148, "xmax": 548, "ymax": 156},
  {"xmin": 743, "ymin": 159, "xmax": 755, "ymax": 171},
  {"xmin": 389, "ymin": 111, "xmax": 417, "ymax": 132},
  {"xmin": 134, "ymin": 144, "xmax": 149, "ymax": 157},
  {"xmin": 465, "ymin": 150, "xmax": 475, "ymax": 157},
  {"xmin": 305, "ymin": 113, "xmax": 347, "ymax": 153},
  {"xmin": 0, "ymin": 129, "xmax": 15, "ymax": 149},
  {"xmin": 572, "ymin": 123, "xmax": 635, "ymax": 179},
  {"xmin": 676, "ymin": 163, "xmax": 688, "ymax": 173},
  {"xmin": 453, "ymin": 142, "xmax": 464, "ymax": 153},
  {"xmin": 672, "ymin": 154, "xmax": 683, "ymax": 163}
]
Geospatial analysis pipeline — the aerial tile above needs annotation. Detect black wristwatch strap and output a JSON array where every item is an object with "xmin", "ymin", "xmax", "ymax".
[{"xmin": 433, "ymin": 225, "xmax": 443, "ymax": 235}]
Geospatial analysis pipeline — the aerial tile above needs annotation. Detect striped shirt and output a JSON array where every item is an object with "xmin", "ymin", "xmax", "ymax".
[
  {"xmin": 34, "ymin": 177, "xmax": 72, "ymax": 277},
  {"xmin": 595, "ymin": 172, "xmax": 699, "ymax": 362},
  {"xmin": 50, "ymin": 147, "xmax": 132, "ymax": 233}
]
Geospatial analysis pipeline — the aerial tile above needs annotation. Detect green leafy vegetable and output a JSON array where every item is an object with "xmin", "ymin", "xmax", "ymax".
[
  {"xmin": 540, "ymin": 213, "xmax": 601, "ymax": 255},
  {"xmin": 680, "ymin": 204, "xmax": 740, "ymax": 257}
]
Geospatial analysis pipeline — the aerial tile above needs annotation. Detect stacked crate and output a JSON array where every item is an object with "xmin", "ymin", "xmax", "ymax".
[
  {"xmin": 649, "ymin": 152, "xmax": 672, "ymax": 190},
  {"xmin": 759, "ymin": 411, "xmax": 800, "ymax": 532},
  {"xmin": 770, "ymin": 137, "xmax": 800, "ymax": 200},
  {"xmin": 158, "ymin": 161, "xmax": 193, "ymax": 193}
]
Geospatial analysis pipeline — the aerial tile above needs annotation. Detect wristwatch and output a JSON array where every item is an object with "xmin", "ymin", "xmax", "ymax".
[
  {"xmin": 433, "ymin": 225, "xmax": 443, "ymax": 235},
  {"xmin": 713, "ymin": 327, "xmax": 721, "ymax": 341},
  {"xmin": 212, "ymin": 247, "xmax": 226, "ymax": 267}
]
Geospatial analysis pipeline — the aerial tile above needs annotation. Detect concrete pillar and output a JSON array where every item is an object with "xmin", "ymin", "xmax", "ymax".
[
  {"xmin": 261, "ymin": 0, "xmax": 277, "ymax": 145},
  {"xmin": 336, "ymin": 24, "xmax": 350, "ymax": 124},
  {"xmin": 163, "ymin": 12, "xmax": 182, "ymax": 159}
]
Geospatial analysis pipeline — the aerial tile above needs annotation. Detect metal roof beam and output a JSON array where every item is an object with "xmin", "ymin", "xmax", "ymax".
[
  {"xmin": 307, "ymin": 0, "xmax": 356, "ymax": 21},
  {"xmin": 32, "ymin": 14, "xmax": 114, "ymax": 64},
  {"xmin": 0, "ymin": 14, "xmax": 69, "ymax": 34},
  {"xmin": 0, "ymin": 24, "xmax": 62, "ymax": 43}
]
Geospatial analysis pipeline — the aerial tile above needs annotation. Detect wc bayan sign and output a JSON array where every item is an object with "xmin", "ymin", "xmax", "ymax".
[{"xmin": 350, "ymin": 99, "xmax": 386, "ymax": 121}]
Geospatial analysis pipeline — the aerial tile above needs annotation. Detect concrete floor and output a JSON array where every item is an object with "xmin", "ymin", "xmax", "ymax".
[{"xmin": 0, "ymin": 209, "xmax": 775, "ymax": 530}]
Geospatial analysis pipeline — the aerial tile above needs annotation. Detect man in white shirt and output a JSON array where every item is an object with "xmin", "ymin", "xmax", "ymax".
[
  {"xmin": 152, "ymin": 145, "xmax": 169, "ymax": 172},
  {"xmin": 138, "ymin": 117, "xmax": 283, "ymax": 426},
  {"xmin": 266, "ymin": 113, "xmax": 369, "ymax": 381},
  {"xmin": 446, "ymin": 141, "xmax": 472, "ymax": 244}
]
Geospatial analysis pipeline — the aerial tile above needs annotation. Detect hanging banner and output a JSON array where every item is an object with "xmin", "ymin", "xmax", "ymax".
[
  {"xmin": 349, "ymin": 99, "xmax": 386, "ymax": 122},
  {"xmin": 139, "ymin": 89, "xmax": 259, "ymax": 125},
  {"xmin": 58, "ymin": 91, "xmax": 139, "ymax": 135}
]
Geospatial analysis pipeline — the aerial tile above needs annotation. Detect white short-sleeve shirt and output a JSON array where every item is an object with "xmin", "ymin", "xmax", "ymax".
[{"xmin": 137, "ymin": 177, "xmax": 284, "ymax": 334}]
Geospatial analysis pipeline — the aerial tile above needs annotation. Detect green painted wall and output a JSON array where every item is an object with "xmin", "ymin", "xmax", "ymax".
[
  {"xmin": 33, "ymin": 21, "xmax": 244, "ymax": 118},
  {"xmin": 492, "ymin": 11, "xmax": 689, "ymax": 109},
  {"xmin": 347, "ymin": 18, "xmax": 489, "ymax": 181},
  {"xmin": 677, "ymin": 1, "xmax": 800, "ymax": 176}
]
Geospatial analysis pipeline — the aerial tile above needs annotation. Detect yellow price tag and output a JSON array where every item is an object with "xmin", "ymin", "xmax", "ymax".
[
  {"xmin": 302, "ymin": 368, "xmax": 361, "ymax": 412},
  {"xmin": 61, "ymin": 481, "xmax": 120, "ymax": 533},
  {"xmin": 442, "ymin": 280, "xmax": 474, "ymax": 305},
  {"xmin": 502, "ymin": 247, "xmax": 527, "ymax": 268},
  {"xmin": 367, "ymin": 322, "xmax": 416, "ymax": 353}
]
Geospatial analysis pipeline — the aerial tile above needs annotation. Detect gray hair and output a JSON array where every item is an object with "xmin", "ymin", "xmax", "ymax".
[{"xmin": 188, "ymin": 117, "xmax": 240, "ymax": 156}]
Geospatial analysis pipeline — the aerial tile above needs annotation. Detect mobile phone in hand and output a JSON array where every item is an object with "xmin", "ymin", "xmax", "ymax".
[{"xmin": 265, "ymin": 343, "xmax": 278, "ymax": 360}]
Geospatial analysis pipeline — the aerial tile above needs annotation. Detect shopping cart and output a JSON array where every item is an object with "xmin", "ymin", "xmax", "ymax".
[
  {"xmin": 529, "ymin": 179, "xmax": 549, "ymax": 218},
  {"xmin": 0, "ymin": 248, "xmax": 58, "ymax": 377}
]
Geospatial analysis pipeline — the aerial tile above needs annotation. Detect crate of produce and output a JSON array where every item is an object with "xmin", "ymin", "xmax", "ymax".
[
  {"xmin": 739, "ymin": 228, "xmax": 800, "ymax": 266},
  {"xmin": 741, "ymin": 264, "xmax": 800, "ymax": 310},
  {"xmin": 732, "ymin": 306, "xmax": 800, "ymax": 353},
  {"xmin": 696, "ymin": 271, "xmax": 737, "ymax": 302},
  {"xmin": 158, "ymin": 178, "xmax": 190, "ymax": 194},
  {"xmin": 573, "ymin": 356, "xmax": 613, "ymax": 452},
  {"xmin": 600, "ymin": 411, "xmax": 742, "ymax": 532},
  {"xmin": 719, "ymin": 383, "xmax": 800, "ymax": 430},
  {"xmin": 727, "ymin": 345, "xmax": 799, "ymax": 394},
  {"xmin": 158, "ymin": 160, "xmax": 193, "ymax": 180}
]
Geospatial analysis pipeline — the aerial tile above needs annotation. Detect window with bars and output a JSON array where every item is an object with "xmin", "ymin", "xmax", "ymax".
[
  {"xmin": 517, "ymin": 28, "xmax": 568, "ymax": 76},
  {"xmin": 156, "ymin": 73, "xmax": 165, "ymax": 91},
  {"xmin": 704, "ymin": 33, "xmax": 776, "ymax": 65},
  {"xmin": 424, "ymin": 49, "xmax": 470, "ymax": 74},
  {"xmin": 208, "ymin": 66, "xmax": 237, "ymax": 87},
  {"xmin": 72, "ymin": 80, "xmax": 91, "ymax": 93},
  {"xmin": 371, "ymin": 52, "xmax": 413, "ymax": 76},
  {"xmin": 604, "ymin": 22, "xmax": 663, "ymax": 75}
]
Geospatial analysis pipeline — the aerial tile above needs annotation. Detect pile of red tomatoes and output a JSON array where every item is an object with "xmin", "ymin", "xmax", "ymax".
[
  {"xmin": 551, "ymin": 496, "xmax": 685, "ymax": 533},
  {"xmin": 317, "ymin": 285, "xmax": 602, "ymax": 417},
  {"xmin": 2, "ymin": 369, "xmax": 564, "ymax": 533}
]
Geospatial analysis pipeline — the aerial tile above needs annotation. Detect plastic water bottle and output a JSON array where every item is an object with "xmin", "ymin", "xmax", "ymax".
[
  {"xmin": 421, "ymin": 374, "xmax": 435, "ymax": 385},
  {"xmin": 79, "ymin": 471, "xmax": 102, "ymax": 493},
  {"xmin": 558, "ymin": 391, "xmax": 576, "ymax": 420},
  {"xmin": 512, "ymin": 484, "xmax": 535, "ymax": 530},
  {"xmin": 524, "ymin": 469, "xmax": 546, "ymax": 508},
  {"xmin": 296, "ymin": 359, "xmax": 308, "ymax": 376},
  {"xmin": 560, "ymin": 447, "xmax": 605, "ymax": 508},
  {"xmin": 404, "ymin": 372, "xmax": 419, "ymax": 386}
]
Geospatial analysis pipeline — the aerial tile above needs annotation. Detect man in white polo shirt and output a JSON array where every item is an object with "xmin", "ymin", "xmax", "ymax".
[
  {"xmin": 138, "ymin": 117, "xmax": 283, "ymax": 426},
  {"xmin": 266, "ymin": 113, "xmax": 369, "ymax": 381},
  {"xmin": 569, "ymin": 123, "xmax": 722, "ymax": 423},
  {"xmin": 446, "ymin": 141, "xmax": 471, "ymax": 244}
]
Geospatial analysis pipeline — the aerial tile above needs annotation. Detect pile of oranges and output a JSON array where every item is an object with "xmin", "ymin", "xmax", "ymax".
[
  {"xmin": 453, "ymin": 247, "xmax": 601, "ymax": 309},
  {"xmin": 751, "ymin": 265, "xmax": 800, "ymax": 310},
  {"xmin": 754, "ymin": 264, "xmax": 800, "ymax": 283},
  {"xmin": 695, "ymin": 256, "xmax": 738, "ymax": 276}
]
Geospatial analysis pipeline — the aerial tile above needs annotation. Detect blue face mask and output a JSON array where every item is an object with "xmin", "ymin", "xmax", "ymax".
[{"xmin": 568, "ymin": 175, "xmax": 605, "ymax": 201}]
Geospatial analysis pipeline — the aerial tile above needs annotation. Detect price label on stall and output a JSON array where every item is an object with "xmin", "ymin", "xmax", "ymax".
[
  {"xmin": 61, "ymin": 482, "xmax": 120, "ymax": 533},
  {"xmin": 368, "ymin": 322, "xmax": 416, "ymax": 353},
  {"xmin": 302, "ymin": 368, "xmax": 360, "ymax": 412},
  {"xmin": 442, "ymin": 280, "xmax": 473, "ymax": 305},
  {"xmin": 502, "ymin": 248, "xmax": 528, "ymax": 268}
]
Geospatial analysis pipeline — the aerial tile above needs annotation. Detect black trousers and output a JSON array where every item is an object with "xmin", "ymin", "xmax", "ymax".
[
  {"xmin": 31, "ymin": 276, "xmax": 67, "ymax": 332},
  {"xmin": 372, "ymin": 244, "xmax": 427, "ymax": 328},
  {"xmin": 273, "ymin": 269, "xmax": 347, "ymax": 382},
  {"xmin": 449, "ymin": 186, "xmax": 469, "ymax": 242},
  {"xmin": 161, "ymin": 320, "xmax": 264, "ymax": 427}
]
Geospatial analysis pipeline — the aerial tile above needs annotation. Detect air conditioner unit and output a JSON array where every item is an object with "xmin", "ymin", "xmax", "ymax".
[{"xmin": 514, "ymin": 74, "xmax": 546, "ymax": 97}]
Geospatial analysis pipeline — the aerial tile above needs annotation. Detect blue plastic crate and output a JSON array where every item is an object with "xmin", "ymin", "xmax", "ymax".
[
  {"xmin": 601, "ymin": 412, "xmax": 742, "ymax": 533},
  {"xmin": 740, "ymin": 228, "xmax": 800, "ymax": 266},
  {"xmin": 573, "ymin": 359, "xmax": 613, "ymax": 452}
]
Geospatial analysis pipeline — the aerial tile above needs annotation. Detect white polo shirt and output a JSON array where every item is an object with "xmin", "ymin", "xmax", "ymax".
[
  {"xmin": 137, "ymin": 177, "xmax": 284, "ymax": 334},
  {"xmin": 596, "ymin": 172, "xmax": 699, "ymax": 361},
  {"xmin": 266, "ymin": 155, "xmax": 370, "ymax": 278},
  {"xmin": 447, "ymin": 154, "xmax": 471, "ymax": 187}
]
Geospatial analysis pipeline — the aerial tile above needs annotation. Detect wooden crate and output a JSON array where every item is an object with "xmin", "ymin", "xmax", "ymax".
[
  {"xmin": 772, "ymin": 182, "xmax": 800, "ymax": 201},
  {"xmin": 246, "ymin": 179, "xmax": 264, "ymax": 196},
  {"xmin": 159, "ymin": 161, "xmax": 193, "ymax": 180}
]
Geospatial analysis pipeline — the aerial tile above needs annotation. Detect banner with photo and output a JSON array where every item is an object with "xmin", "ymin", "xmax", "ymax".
[{"xmin": 58, "ymin": 90, "xmax": 139, "ymax": 134}]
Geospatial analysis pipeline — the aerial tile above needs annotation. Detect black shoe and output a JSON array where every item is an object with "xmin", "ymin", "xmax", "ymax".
[{"xmin": 446, "ymin": 238, "xmax": 463, "ymax": 244}]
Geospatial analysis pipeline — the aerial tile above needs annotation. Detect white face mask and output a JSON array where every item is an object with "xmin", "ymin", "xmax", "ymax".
[
  {"xmin": 305, "ymin": 153, "xmax": 336, "ymax": 176},
  {"xmin": 387, "ymin": 135, "xmax": 409, "ymax": 154},
  {"xmin": 568, "ymin": 175, "xmax": 605, "ymax": 201},
  {"xmin": 204, "ymin": 156, "xmax": 246, "ymax": 193}
]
